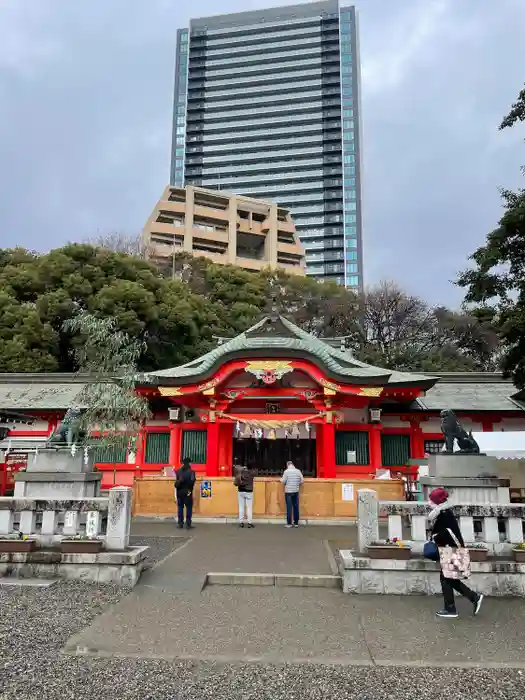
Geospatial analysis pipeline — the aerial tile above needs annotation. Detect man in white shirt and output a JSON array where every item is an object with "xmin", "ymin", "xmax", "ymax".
[{"xmin": 281, "ymin": 461, "xmax": 304, "ymax": 528}]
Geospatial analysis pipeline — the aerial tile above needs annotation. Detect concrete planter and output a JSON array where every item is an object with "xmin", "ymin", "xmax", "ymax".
[
  {"xmin": 0, "ymin": 539, "xmax": 37, "ymax": 553},
  {"xmin": 469, "ymin": 548, "xmax": 489, "ymax": 562},
  {"xmin": 60, "ymin": 540, "xmax": 103, "ymax": 554},
  {"xmin": 513, "ymin": 548, "xmax": 525, "ymax": 563},
  {"xmin": 367, "ymin": 545, "xmax": 411, "ymax": 560}
]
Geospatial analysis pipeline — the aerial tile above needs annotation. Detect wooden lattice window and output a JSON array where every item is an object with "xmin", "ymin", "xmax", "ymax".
[
  {"xmin": 335, "ymin": 431, "xmax": 369, "ymax": 465},
  {"xmin": 381, "ymin": 434, "xmax": 410, "ymax": 467},
  {"xmin": 181, "ymin": 430, "xmax": 207, "ymax": 464},
  {"xmin": 145, "ymin": 432, "xmax": 170, "ymax": 464}
]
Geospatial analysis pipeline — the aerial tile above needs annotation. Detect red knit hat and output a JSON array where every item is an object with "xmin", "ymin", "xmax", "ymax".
[{"xmin": 429, "ymin": 487, "xmax": 449, "ymax": 505}]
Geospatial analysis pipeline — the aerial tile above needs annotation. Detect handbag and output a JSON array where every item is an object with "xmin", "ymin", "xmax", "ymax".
[
  {"xmin": 438, "ymin": 528, "xmax": 471, "ymax": 580},
  {"xmin": 423, "ymin": 540, "xmax": 439, "ymax": 561}
]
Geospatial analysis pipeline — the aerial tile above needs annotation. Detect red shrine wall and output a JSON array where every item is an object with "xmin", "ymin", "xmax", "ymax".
[{"xmin": 3, "ymin": 411, "xmax": 525, "ymax": 491}]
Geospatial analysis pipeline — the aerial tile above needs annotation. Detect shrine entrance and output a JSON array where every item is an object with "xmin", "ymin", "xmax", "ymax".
[{"xmin": 232, "ymin": 437, "xmax": 316, "ymax": 477}]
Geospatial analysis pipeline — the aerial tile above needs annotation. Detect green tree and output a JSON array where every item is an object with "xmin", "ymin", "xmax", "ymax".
[
  {"xmin": 0, "ymin": 290, "xmax": 59, "ymax": 372},
  {"xmin": 64, "ymin": 311, "xmax": 151, "ymax": 447},
  {"xmin": 347, "ymin": 282, "xmax": 498, "ymax": 372},
  {"xmin": 0, "ymin": 244, "xmax": 220, "ymax": 372},
  {"xmin": 457, "ymin": 83, "xmax": 525, "ymax": 386},
  {"xmin": 0, "ymin": 242, "xmax": 498, "ymax": 375}
]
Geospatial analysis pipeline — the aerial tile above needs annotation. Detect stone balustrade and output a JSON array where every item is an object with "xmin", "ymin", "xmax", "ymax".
[
  {"xmin": 379, "ymin": 500, "xmax": 525, "ymax": 555},
  {"xmin": 341, "ymin": 490, "xmax": 525, "ymax": 597},
  {"xmin": 0, "ymin": 487, "xmax": 132, "ymax": 551}
]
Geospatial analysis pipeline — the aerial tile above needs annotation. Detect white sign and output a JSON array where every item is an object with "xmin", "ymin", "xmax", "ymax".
[
  {"xmin": 346, "ymin": 450, "xmax": 357, "ymax": 464},
  {"xmin": 64, "ymin": 511, "xmax": 76, "ymax": 528},
  {"xmin": 341, "ymin": 483, "xmax": 354, "ymax": 501},
  {"xmin": 86, "ymin": 511, "xmax": 99, "ymax": 537}
]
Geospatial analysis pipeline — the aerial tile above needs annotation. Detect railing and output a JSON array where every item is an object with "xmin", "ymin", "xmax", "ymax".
[
  {"xmin": 0, "ymin": 486, "xmax": 132, "ymax": 551},
  {"xmin": 379, "ymin": 500, "xmax": 525, "ymax": 555}
]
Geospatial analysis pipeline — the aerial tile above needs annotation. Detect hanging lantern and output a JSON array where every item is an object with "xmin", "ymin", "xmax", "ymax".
[
  {"xmin": 284, "ymin": 428, "xmax": 289, "ymax": 439},
  {"xmin": 305, "ymin": 421, "xmax": 310, "ymax": 435},
  {"xmin": 291, "ymin": 424, "xmax": 300, "ymax": 439},
  {"xmin": 267, "ymin": 428, "xmax": 276, "ymax": 440},
  {"xmin": 255, "ymin": 428, "xmax": 263, "ymax": 441},
  {"xmin": 235, "ymin": 421, "xmax": 241, "ymax": 437},
  {"xmin": 242, "ymin": 423, "xmax": 252, "ymax": 438}
]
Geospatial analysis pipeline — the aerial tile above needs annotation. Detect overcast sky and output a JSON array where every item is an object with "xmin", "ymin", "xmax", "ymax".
[{"xmin": 1, "ymin": 0, "xmax": 524, "ymax": 307}]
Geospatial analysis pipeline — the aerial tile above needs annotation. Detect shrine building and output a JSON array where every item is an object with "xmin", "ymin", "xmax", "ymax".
[{"xmin": 1, "ymin": 314, "xmax": 525, "ymax": 516}]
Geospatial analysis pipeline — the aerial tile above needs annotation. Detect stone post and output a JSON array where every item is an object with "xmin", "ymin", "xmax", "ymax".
[
  {"xmin": 106, "ymin": 486, "xmax": 132, "ymax": 551},
  {"xmin": 86, "ymin": 510, "xmax": 102, "ymax": 538},
  {"xmin": 357, "ymin": 489, "xmax": 379, "ymax": 554},
  {"xmin": 41, "ymin": 510, "xmax": 58, "ymax": 536},
  {"xmin": 19, "ymin": 510, "xmax": 36, "ymax": 536},
  {"xmin": 0, "ymin": 509, "xmax": 14, "ymax": 536}
]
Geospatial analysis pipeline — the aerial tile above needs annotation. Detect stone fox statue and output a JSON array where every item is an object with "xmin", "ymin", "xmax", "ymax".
[{"xmin": 440, "ymin": 409, "xmax": 480, "ymax": 454}]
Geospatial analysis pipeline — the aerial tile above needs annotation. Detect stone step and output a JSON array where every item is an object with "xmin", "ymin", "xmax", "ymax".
[
  {"xmin": 0, "ymin": 578, "xmax": 57, "ymax": 588},
  {"xmin": 205, "ymin": 572, "xmax": 342, "ymax": 588}
]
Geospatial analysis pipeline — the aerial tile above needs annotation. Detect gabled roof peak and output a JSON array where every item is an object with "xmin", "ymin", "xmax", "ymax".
[{"xmin": 149, "ymin": 314, "xmax": 437, "ymax": 389}]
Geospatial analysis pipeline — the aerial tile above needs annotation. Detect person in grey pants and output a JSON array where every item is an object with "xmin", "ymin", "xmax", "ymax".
[{"xmin": 281, "ymin": 461, "xmax": 304, "ymax": 528}]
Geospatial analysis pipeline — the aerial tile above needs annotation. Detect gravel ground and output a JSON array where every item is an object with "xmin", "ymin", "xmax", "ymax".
[{"xmin": 0, "ymin": 535, "xmax": 524, "ymax": 699}]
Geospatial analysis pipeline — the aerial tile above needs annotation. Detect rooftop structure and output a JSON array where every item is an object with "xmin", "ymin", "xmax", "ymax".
[{"xmin": 142, "ymin": 185, "xmax": 305, "ymax": 275}]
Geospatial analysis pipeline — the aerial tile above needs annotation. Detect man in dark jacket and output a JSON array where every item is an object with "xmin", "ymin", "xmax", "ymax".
[
  {"xmin": 234, "ymin": 462, "xmax": 256, "ymax": 528},
  {"xmin": 429, "ymin": 487, "xmax": 483, "ymax": 618},
  {"xmin": 175, "ymin": 458, "xmax": 196, "ymax": 529}
]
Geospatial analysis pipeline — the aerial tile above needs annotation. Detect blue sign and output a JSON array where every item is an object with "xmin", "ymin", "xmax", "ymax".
[{"xmin": 200, "ymin": 481, "xmax": 212, "ymax": 498}]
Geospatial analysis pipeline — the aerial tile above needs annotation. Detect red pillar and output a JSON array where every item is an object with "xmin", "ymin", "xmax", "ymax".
[
  {"xmin": 410, "ymin": 420, "xmax": 425, "ymax": 459},
  {"xmin": 169, "ymin": 423, "xmax": 182, "ymax": 467},
  {"xmin": 481, "ymin": 419, "xmax": 493, "ymax": 432},
  {"xmin": 218, "ymin": 422, "xmax": 233, "ymax": 476},
  {"xmin": 205, "ymin": 421, "xmax": 220, "ymax": 476},
  {"xmin": 321, "ymin": 422, "xmax": 336, "ymax": 478},
  {"xmin": 316, "ymin": 425, "xmax": 324, "ymax": 478},
  {"xmin": 369, "ymin": 424, "xmax": 382, "ymax": 471},
  {"xmin": 47, "ymin": 414, "xmax": 59, "ymax": 436},
  {"xmin": 134, "ymin": 427, "xmax": 146, "ymax": 475}
]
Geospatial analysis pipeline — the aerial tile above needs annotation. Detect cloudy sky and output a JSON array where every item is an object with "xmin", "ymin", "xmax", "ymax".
[{"xmin": 1, "ymin": 0, "xmax": 524, "ymax": 306}]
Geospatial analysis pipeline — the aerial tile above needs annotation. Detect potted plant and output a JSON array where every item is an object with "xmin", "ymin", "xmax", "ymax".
[
  {"xmin": 513, "ymin": 542, "xmax": 525, "ymax": 563},
  {"xmin": 60, "ymin": 535, "xmax": 103, "ymax": 554},
  {"xmin": 468, "ymin": 543, "xmax": 489, "ymax": 562},
  {"xmin": 0, "ymin": 533, "xmax": 37, "ymax": 553},
  {"xmin": 366, "ymin": 538, "xmax": 412, "ymax": 560}
]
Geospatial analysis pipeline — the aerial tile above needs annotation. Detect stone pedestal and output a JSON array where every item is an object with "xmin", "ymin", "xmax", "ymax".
[
  {"xmin": 428, "ymin": 454, "xmax": 498, "ymax": 479},
  {"xmin": 14, "ymin": 447, "xmax": 101, "ymax": 499},
  {"xmin": 421, "ymin": 454, "xmax": 509, "ymax": 503}
]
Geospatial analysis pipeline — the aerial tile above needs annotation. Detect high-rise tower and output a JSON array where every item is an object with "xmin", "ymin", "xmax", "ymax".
[{"xmin": 171, "ymin": 1, "xmax": 363, "ymax": 289}]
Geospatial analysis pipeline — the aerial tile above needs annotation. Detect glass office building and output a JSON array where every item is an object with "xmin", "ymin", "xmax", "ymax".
[{"xmin": 171, "ymin": 1, "xmax": 363, "ymax": 289}]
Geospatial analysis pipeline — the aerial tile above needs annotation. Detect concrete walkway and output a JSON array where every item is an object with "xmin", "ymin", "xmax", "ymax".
[
  {"xmin": 66, "ymin": 582, "xmax": 525, "ymax": 668},
  {"xmin": 131, "ymin": 520, "xmax": 355, "ymax": 578},
  {"xmin": 61, "ymin": 522, "xmax": 525, "ymax": 669}
]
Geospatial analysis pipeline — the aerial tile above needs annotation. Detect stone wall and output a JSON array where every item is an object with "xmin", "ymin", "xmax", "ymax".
[
  {"xmin": 340, "ymin": 551, "xmax": 525, "ymax": 597},
  {"xmin": 0, "ymin": 546, "xmax": 148, "ymax": 587}
]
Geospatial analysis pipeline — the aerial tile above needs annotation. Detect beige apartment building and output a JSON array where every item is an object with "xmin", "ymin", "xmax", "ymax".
[{"xmin": 142, "ymin": 185, "xmax": 305, "ymax": 275}]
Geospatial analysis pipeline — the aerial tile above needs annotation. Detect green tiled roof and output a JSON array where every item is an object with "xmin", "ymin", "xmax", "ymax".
[
  {"xmin": 148, "ymin": 315, "xmax": 436, "ymax": 387},
  {"xmin": 419, "ymin": 374, "xmax": 524, "ymax": 412},
  {"xmin": 0, "ymin": 370, "xmax": 522, "ymax": 413},
  {"xmin": 0, "ymin": 380, "xmax": 87, "ymax": 410}
]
